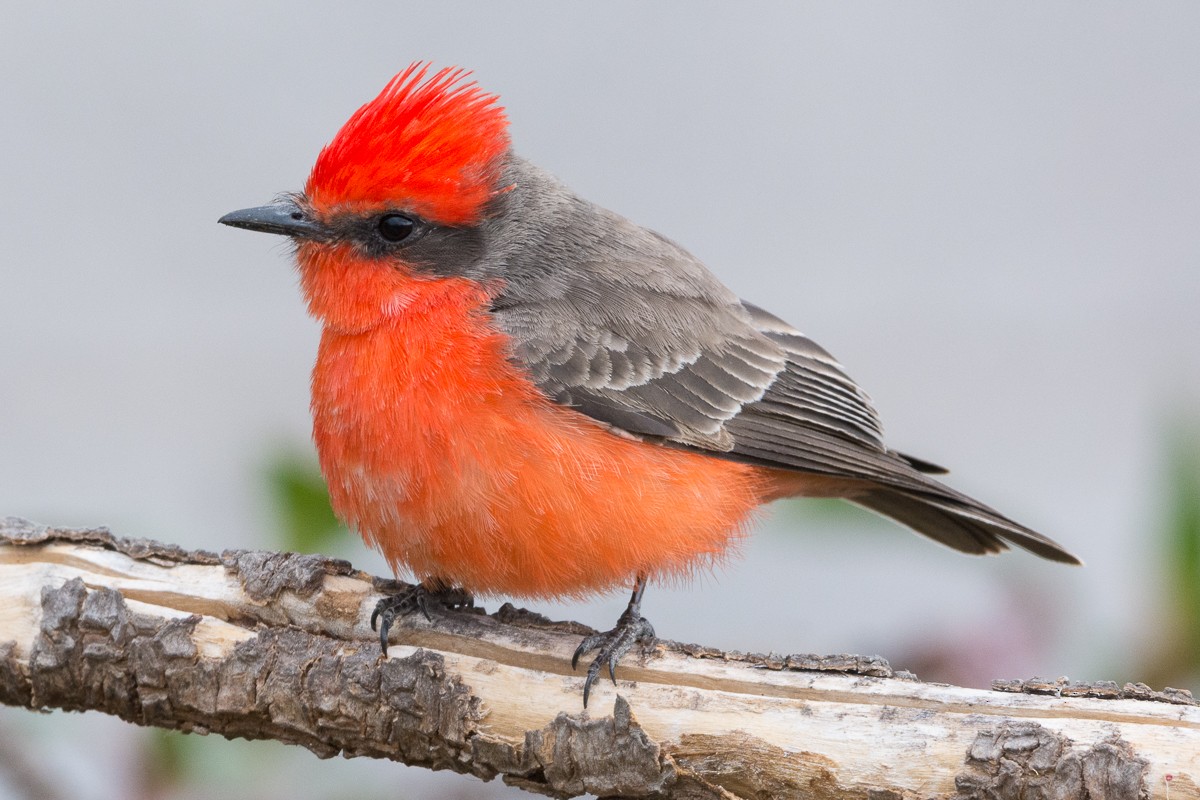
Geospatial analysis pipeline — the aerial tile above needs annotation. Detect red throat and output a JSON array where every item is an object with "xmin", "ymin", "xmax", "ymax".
[
  {"xmin": 296, "ymin": 241, "xmax": 428, "ymax": 334},
  {"xmin": 304, "ymin": 63, "xmax": 510, "ymax": 225}
]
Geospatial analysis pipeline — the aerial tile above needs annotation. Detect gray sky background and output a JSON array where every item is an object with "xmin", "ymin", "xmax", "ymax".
[{"xmin": 2, "ymin": 3, "xmax": 1198, "ymax": 798}]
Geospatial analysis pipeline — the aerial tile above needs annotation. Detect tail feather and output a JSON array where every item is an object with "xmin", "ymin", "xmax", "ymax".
[
  {"xmin": 892, "ymin": 450, "xmax": 949, "ymax": 475},
  {"xmin": 852, "ymin": 487, "xmax": 1081, "ymax": 565}
]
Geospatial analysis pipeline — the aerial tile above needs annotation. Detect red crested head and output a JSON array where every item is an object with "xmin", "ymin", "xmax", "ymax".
[{"xmin": 305, "ymin": 63, "xmax": 510, "ymax": 226}]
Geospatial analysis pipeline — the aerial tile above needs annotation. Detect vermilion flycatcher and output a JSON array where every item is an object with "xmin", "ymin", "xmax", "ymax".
[{"xmin": 220, "ymin": 64, "xmax": 1078, "ymax": 706}]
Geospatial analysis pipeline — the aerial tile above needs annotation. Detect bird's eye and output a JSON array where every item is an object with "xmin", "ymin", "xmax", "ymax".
[{"xmin": 377, "ymin": 213, "xmax": 415, "ymax": 243}]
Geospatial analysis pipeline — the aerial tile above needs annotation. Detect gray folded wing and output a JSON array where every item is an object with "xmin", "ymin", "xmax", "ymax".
[{"xmin": 484, "ymin": 172, "xmax": 1077, "ymax": 563}]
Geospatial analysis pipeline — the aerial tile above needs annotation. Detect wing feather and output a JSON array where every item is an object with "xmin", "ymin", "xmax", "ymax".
[{"xmin": 501, "ymin": 291, "xmax": 891, "ymax": 458}]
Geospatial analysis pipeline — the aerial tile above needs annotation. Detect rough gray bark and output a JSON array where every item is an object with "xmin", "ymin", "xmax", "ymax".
[{"xmin": 1, "ymin": 517, "xmax": 1196, "ymax": 799}]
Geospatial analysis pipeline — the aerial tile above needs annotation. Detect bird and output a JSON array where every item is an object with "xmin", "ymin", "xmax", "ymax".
[{"xmin": 220, "ymin": 63, "xmax": 1079, "ymax": 707}]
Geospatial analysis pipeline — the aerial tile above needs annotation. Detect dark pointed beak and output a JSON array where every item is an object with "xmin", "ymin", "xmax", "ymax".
[{"xmin": 218, "ymin": 199, "xmax": 326, "ymax": 239}]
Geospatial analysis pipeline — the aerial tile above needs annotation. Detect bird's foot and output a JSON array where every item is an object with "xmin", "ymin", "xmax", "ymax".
[
  {"xmin": 370, "ymin": 582, "xmax": 473, "ymax": 654},
  {"xmin": 571, "ymin": 606, "xmax": 656, "ymax": 708}
]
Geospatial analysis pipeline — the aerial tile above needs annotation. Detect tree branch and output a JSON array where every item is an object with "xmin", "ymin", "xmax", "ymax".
[{"xmin": 0, "ymin": 517, "xmax": 1196, "ymax": 799}]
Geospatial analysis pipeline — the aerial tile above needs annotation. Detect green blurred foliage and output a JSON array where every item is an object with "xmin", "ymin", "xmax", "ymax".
[
  {"xmin": 1166, "ymin": 423, "xmax": 1200, "ymax": 648},
  {"xmin": 139, "ymin": 728, "xmax": 189, "ymax": 796},
  {"xmin": 1142, "ymin": 419, "xmax": 1200, "ymax": 690},
  {"xmin": 265, "ymin": 449, "xmax": 343, "ymax": 554},
  {"xmin": 770, "ymin": 495, "xmax": 889, "ymax": 534}
]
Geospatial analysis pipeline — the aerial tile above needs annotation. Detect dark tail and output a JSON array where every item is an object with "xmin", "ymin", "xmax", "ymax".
[{"xmin": 852, "ymin": 486, "xmax": 1081, "ymax": 565}]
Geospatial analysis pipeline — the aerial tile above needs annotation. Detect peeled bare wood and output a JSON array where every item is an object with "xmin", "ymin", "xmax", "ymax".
[{"xmin": 0, "ymin": 518, "xmax": 1196, "ymax": 799}]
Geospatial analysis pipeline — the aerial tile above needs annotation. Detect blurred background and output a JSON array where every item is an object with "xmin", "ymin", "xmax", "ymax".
[{"xmin": 2, "ymin": 2, "xmax": 1198, "ymax": 798}]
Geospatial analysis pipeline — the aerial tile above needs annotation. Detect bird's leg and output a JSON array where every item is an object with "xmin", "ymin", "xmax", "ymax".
[
  {"xmin": 370, "ymin": 577, "xmax": 473, "ymax": 654},
  {"xmin": 571, "ymin": 574, "xmax": 656, "ymax": 708}
]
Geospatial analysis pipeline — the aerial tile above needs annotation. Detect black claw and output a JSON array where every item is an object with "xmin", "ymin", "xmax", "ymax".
[
  {"xmin": 571, "ymin": 633, "xmax": 601, "ymax": 671},
  {"xmin": 583, "ymin": 660, "xmax": 602, "ymax": 708},
  {"xmin": 572, "ymin": 614, "xmax": 656, "ymax": 708},
  {"xmin": 377, "ymin": 609, "xmax": 393, "ymax": 653},
  {"xmin": 371, "ymin": 582, "xmax": 473, "ymax": 655}
]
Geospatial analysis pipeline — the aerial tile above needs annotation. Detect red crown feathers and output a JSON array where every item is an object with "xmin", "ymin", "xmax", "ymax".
[{"xmin": 305, "ymin": 63, "xmax": 510, "ymax": 225}]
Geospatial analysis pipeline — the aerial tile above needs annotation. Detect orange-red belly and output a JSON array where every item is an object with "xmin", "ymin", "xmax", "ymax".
[{"xmin": 309, "ymin": 283, "xmax": 769, "ymax": 599}]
